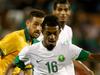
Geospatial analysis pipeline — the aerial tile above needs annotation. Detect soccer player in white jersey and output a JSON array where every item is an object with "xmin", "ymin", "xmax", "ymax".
[
  {"xmin": 52, "ymin": 0, "xmax": 94, "ymax": 75},
  {"xmin": 13, "ymin": 15, "xmax": 100, "ymax": 75},
  {"xmin": 52, "ymin": 0, "xmax": 72, "ymax": 43}
]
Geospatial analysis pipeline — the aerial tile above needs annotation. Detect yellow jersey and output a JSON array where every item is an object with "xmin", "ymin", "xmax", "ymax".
[{"xmin": 0, "ymin": 29, "xmax": 31, "ymax": 75}]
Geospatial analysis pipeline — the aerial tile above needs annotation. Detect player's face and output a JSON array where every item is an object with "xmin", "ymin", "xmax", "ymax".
[
  {"xmin": 53, "ymin": 4, "xmax": 71, "ymax": 22},
  {"xmin": 26, "ymin": 17, "xmax": 44, "ymax": 38},
  {"xmin": 42, "ymin": 26, "xmax": 60, "ymax": 50}
]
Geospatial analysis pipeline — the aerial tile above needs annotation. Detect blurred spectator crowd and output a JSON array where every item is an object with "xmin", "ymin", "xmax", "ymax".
[{"xmin": 0, "ymin": 0, "xmax": 100, "ymax": 75}]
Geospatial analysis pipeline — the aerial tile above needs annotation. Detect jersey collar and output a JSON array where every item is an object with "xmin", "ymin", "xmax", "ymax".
[
  {"xmin": 24, "ymin": 28, "xmax": 39, "ymax": 44},
  {"xmin": 24, "ymin": 27, "xmax": 31, "ymax": 42}
]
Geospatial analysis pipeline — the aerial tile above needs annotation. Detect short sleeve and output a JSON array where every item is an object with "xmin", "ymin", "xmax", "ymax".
[
  {"xmin": 76, "ymin": 50, "xmax": 90, "ymax": 61},
  {"xmin": 69, "ymin": 44, "xmax": 82, "ymax": 60},
  {"xmin": 14, "ymin": 46, "xmax": 30, "ymax": 70},
  {"xmin": 18, "ymin": 46, "xmax": 30, "ymax": 61}
]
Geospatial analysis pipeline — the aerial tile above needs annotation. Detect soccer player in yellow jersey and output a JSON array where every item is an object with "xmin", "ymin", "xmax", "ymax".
[{"xmin": 0, "ymin": 9, "xmax": 45, "ymax": 75}]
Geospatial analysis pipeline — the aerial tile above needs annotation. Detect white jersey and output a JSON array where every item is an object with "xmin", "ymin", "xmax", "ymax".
[
  {"xmin": 58, "ymin": 25, "xmax": 72, "ymax": 44},
  {"xmin": 18, "ymin": 41, "xmax": 82, "ymax": 75},
  {"xmin": 55, "ymin": 25, "xmax": 74, "ymax": 75},
  {"xmin": 32, "ymin": 25, "xmax": 74, "ymax": 75}
]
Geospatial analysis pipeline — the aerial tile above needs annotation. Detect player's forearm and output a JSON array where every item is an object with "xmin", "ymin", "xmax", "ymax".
[
  {"xmin": 74, "ymin": 61, "xmax": 94, "ymax": 75},
  {"xmin": 89, "ymin": 53, "xmax": 100, "ymax": 62},
  {"xmin": 5, "ymin": 63, "xmax": 16, "ymax": 75}
]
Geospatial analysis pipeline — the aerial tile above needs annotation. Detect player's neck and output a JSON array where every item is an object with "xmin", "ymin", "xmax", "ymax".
[
  {"xmin": 60, "ymin": 21, "xmax": 66, "ymax": 29},
  {"xmin": 42, "ymin": 41, "xmax": 54, "ymax": 51}
]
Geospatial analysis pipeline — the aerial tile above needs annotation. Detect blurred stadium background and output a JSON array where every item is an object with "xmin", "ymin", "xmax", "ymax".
[{"xmin": 0, "ymin": 0, "xmax": 100, "ymax": 75}]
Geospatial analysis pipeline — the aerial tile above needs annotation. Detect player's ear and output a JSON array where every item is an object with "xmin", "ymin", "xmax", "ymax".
[{"xmin": 26, "ymin": 19, "xmax": 30, "ymax": 27}]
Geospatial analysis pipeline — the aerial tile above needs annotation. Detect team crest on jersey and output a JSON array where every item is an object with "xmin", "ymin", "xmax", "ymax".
[{"xmin": 58, "ymin": 55, "xmax": 65, "ymax": 62}]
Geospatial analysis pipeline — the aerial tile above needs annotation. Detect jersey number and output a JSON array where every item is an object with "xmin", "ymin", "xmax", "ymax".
[{"xmin": 45, "ymin": 61, "xmax": 58, "ymax": 73}]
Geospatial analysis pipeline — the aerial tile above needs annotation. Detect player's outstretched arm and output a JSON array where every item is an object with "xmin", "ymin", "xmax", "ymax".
[
  {"xmin": 88, "ymin": 53, "xmax": 100, "ymax": 62},
  {"xmin": 74, "ymin": 61, "xmax": 94, "ymax": 75}
]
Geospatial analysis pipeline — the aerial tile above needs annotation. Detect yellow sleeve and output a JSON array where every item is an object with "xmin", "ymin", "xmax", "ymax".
[
  {"xmin": 12, "ymin": 66, "xmax": 32, "ymax": 75},
  {"xmin": 0, "ymin": 30, "xmax": 28, "ymax": 55},
  {"xmin": 12, "ymin": 67, "xmax": 21, "ymax": 75}
]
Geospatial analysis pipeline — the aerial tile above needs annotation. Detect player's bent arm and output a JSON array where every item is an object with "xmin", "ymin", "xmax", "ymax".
[
  {"xmin": 6, "ymin": 45, "xmax": 30, "ymax": 75},
  {"xmin": 14, "ymin": 45, "xmax": 31, "ymax": 68},
  {"xmin": 88, "ymin": 53, "xmax": 100, "ymax": 62},
  {"xmin": 5, "ymin": 55, "xmax": 32, "ymax": 75},
  {"xmin": 5, "ymin": 62, "xmax": 32, "ymax": 75},
  {"xmin": 73, "ymin": 61, "xmax": 94, "ymax": 75},
  {"xmin": 14, "ymin": 55, "xmax": 32, "ymax": 75},
  {"xmin": 76, "ymin": 50, "xmax": 100, "ymax": 62},
  {"xmin": 12, "ymin": 45, "xmax": 31, "ymax": 69},
  {"xmin": 5, "ymin": 55, "xmax": 26, "ymax": 75}
]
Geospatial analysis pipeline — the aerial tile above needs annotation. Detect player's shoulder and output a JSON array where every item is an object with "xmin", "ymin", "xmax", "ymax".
[
  {"xmin": 15, "ymin": 29, "xmax": 24, "ymax": 33},
  {"xmin": 64, "ymin": 25, "xmax": 73, "ymax": 37},
  {"xmin": 64, "ymin": 25, "xmax": 72, "ymax": 31},
  {"xmin": 13, "ymin": 29, "xmax": 24, "ymax": 35},
  {"xmin": 8, "ymin": 29, "xmax": 25, "ymax": 40},
  {"xmin": 4, "ymin": 29, "xmax": 24, "ymax": 37},
  {"xmin": 0, "ymin": 30, "xmax": 20, "ymax": 41}
]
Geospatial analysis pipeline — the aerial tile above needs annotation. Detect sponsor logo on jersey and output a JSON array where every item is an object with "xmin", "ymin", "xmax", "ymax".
[{"xmin": 36, "ymin": 60, "xmax": 43, "ymax": 63}]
